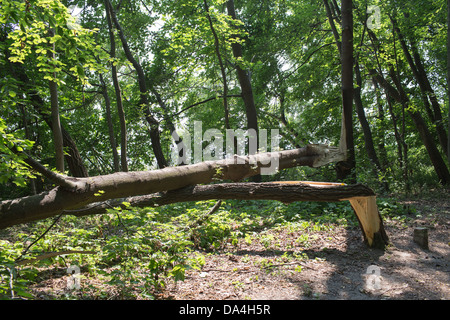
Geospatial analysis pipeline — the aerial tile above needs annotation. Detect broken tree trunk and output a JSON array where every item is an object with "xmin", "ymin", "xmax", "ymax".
[
  {"xmin": 67, "ymin": 182, "xmax": 389, "ymax": 249},
  {"xmin": 0, "ymin": 144, "xmax": 345, "ymax": 229}
]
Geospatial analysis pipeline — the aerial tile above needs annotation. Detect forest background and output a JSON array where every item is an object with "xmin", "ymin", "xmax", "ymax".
[{"xmin": 0, "ymin": 0, "xmax": 449, "ymax": 300}]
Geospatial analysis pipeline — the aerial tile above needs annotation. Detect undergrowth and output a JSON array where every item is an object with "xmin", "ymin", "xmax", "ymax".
[{"xmin": 0, "ymin": 197, "xmax": 413, "ymax": 300}]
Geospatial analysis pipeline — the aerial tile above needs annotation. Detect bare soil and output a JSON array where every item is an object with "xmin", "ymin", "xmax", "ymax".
[{"xmin": 160, "ymin": 196, "xmax": 449, "ymax": 300}]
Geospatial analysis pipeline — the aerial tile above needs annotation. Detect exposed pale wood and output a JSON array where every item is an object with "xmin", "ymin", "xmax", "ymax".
[{"xmin": 346, "ymin": 196, "xmax": 389, "ymax": 248}]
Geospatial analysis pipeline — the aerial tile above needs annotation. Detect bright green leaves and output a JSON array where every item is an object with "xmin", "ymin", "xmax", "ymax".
[
  {"xmin": 2, "ymin": 0, "xmax": 107, "ymax": 85},
  {"xmin": 0, "ymin": 117, "xmax": 35, "ymax": 188}
]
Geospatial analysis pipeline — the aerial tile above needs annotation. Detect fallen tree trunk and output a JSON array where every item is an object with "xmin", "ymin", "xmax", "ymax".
[
  {"xmin": 67, "ymin": 182, "xmax": 389, "ymax": 249},
  {"xmin": 0, "ymin": 144, "xmax": 345, "ymax": 229}
]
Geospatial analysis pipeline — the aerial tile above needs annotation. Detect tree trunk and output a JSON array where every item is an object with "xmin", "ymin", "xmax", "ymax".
[
  {"xmin": 9, "ymin": 60, "xmax": 88, "ymax": 177},
  {"xmin": 105, "ymin": 0, "xmax": 128, "ymax": 172},
  {"xmin": 68, "ymin": 182, "xmax": 389, "ymax": 249},
  {"xmin": 372, "ymin": 80, "xmax": 390, "ymax": 171},
  {"xmin": 388, "ymin": 68, "xmax": 450, "ymax": 185},
  {"xmin": 324, "ymin": 0, "xmax": 358, "ymax": 181},
  {"xmin": 48, "ymin": 30, "xmax": 64, "ymax": 173},
  {"xmin": 447, "ymin": 0, "xmax": 450, "ymax": 162},
  {"xmin": 0, "ymin": 144, "xmax": 345, "ymax": 229},
  {"xmin": 99, "ymin": 74, "xmax": 120, "ymax": 172},
  {"xmin": 106, "ymin": 0, "xmax": 167, "ymax": 169},
  {"xmin": 226, "ymin": 0, "xmax": 260, "ymax": 182},
  {"xmin": 19, "ymin": 102, "xmax": 37, "ymax": 195},
  {"xmin": 205, "ymin": 0, "xmax": 231, "ymax": 130},
  {"xmin": 371, "ymin": 62, "xmax": 450, "ymax": 184},
  {"xmin": 354, "ymin": 62, "xmax": 382, "ymax": 173},
  {"xmin": 385, "ymin": 88, "xmax": 407, "ymax": 171},
  {"xmin": 323, "ymin": 0, "xmax": 341, "ymax": 52},
  {"xmin": 226, "ymin": 0, "xmax": 259, "ymax": 137},
  {"xmin": 337, "ymin": 0, "xmax": 356, "ymax": 182},
  {"xmin": 391, "ymin": 16, "xmax": 448, "ymax": 156}
]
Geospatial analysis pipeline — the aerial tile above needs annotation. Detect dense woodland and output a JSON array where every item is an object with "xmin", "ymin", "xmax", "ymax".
[{"xmin": 0, "ymin": 0, "xmax": 449, "ymax": 300}]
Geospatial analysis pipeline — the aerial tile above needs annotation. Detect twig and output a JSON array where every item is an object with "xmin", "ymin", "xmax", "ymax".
[
  {"xmin": 16, "ymin": 202, "xmax": 109, "ymax": 264},
  {"xmin": 17, "ymin": 212, "xmax": 64, "ymax": 262},
  {"xmin": 173, "ymin": 95, "xmax": 242, "ymax": 117},
  {"xmin": 181, "ymin": 200, "xmax": 223, "ymax": 233}
]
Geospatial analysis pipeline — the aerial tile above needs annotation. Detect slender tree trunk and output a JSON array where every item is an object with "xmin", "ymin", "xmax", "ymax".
[
  {"xmin": 150, "ymin": 86, "xmax": 188, "ymax": 165},
  {"xmin": 19, "ymin": 102, "xmax": 37, "ymax": 195},
  {"xmin": 99, "ymin": 74, "xmax": 120, "ymax": 172},
  {"xmin": 0, "ymin": 144, "xmax": 346, "ymax": 229},
  {"xmin": 105, "ymin": 0, "xmax": 128, "ymax": 172},
  {"xmin": 447, "ymin": 0, "xmax": 450, "ymax": 162},
  {"xmin": 8, "ymin": 52, "xmax": 88, "ymax": 177},
  {"xmin": 385, "ymin": 90, "xmax": 405, "ymax": 169},
  {"xmin": 204, "ymin": 0, "xmax": 231, "ymax": 130},
  {"xmin": 48, "ymin": 31, "xmax": 64, "ymax": 173},
  {"xmin": 391, "ymin": 16, "xmax": 448, "ymax": 156},
  {"xmin": 106, "ymin": 0, "xmax": 167, "ymax": 169},
  {"xmin": 373, "ymin": 66, "xmax": 450, "ymax": 185},
  {"xmin": 226, "ymin": 0, "xmax": 258, "ymax": 136},
  {"xmin": 336, "ymin": 0, "xmax": 356, "ymax": 182},
  {"xmin": 226, "ymin": 0, "xmax": 260, "ymax": 181},
  {"xmin": 354, "ymin": 62, "xmax": 382, "ymax": 172},
  {"xmin": 323, "ymin": 0, "xmax": 341, "ymax": 52},
  {"xmin": 279, "ymin": 93, "xmax": 305, "ymax": 148},
  {"xmin": 372, "ymin": 80, "xmax": 389, "ymax": 171}
]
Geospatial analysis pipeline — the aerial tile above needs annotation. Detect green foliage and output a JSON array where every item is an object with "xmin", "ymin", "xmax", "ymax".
[
  {"xmin": 0, "ymin": 0, "xmax": 448, "ymax": 300},
  {"xmin": 0, "ymin": 117, "xmax": 35, "ymax": 189},
  {"xmin": 2, "ymin": 0, "xmax": 107, "ymax": 84},
  {"xmin": 0, "ymin": 0, "xmax": 447, "ymax": 189},
  {"xmin": 0, "ymin": 194, "xmax": 417, "ymax": 300}
]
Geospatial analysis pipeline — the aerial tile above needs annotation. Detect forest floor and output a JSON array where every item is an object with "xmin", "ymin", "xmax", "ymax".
[
  {"xmin": 17, "ymin": 190, "xmax": 449, "ymax": 301},
  {"xmin": 159, "ymin": 193, "xmax": 449, "ymax": 300}
]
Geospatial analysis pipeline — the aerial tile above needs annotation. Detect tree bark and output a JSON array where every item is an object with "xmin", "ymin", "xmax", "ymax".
[
  {"xmin": 105, "ymin": 0, "xmax": 128, "ymax": 172},
  {"xmin": 354, "ymin": 61, "xmax": 382, "ymax": 173},
  {"xmin": 9, "ymin": 61, "xmax": 88, "ymax": 177},
  {"xmin": 0, "ymin": 144, "xmax": 345, "ymax": 229},
  {"xmin": 205, "ymin": 0, "xmax": 231, "ymax": 130},
  {"xmin": 226, "ymin": 0, "xmax": 259, "ymax": 136},
  {"xmin": 337, "ymin": 0, "xmax": 356, "ymax": 182},
  {"xmin": 372, "ymin": 80, "xmax": 390, "ymax": 171},
  {"xmin": 106, "ymin": 0, "xmax": 167, "ymax": 169},
  {"xmin": 447, "ymin": 0, "xmax": 450, "ymax": 162},
  {"xmin": 323, "ymin": 0, "xmax": 341, "ymax": 52},
  {"xmin": 369, "ymin": 65, "xmax": 450, "ymax": 184},
  {"xmin": 67, "ymin": 181, "xmax": 389, "ymax": 249},
  {"xmin": 226, "ymin": 0, "xmax": 260, "ymax": 181},
  {"xmin": 48, "ymin": 30, "xmax": 64, "ymax": 173},
  {"xmin": 99, "ymin": 74, "xmax": 120, "ymax": 172},
  {"xmin": 69, "ymin": 182, "xmax": 374, "ymax": 215},
  {"xmin": 391, "ymin": 16, "xmax": 448, "ymax": 156}
]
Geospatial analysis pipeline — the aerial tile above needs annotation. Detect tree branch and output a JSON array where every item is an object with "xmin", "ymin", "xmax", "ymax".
[
  {"xmin": 12, "ymin": 147, "xmax": 86, "ymax": 191},
  {"xmin": 173, "ymin": 94, "xmax": 242, "ymax": 117},
  {"xmin": 0, "ymin": 145, "xmax": 345, "ymax": 229},
  {"xmin": 66, "ymin": 182, "xmax": 375, "ymax": 218}
]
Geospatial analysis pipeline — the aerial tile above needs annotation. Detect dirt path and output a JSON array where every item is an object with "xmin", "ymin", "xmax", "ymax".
[{"xmin": 162, "ymin": 198, "xmax": 449, "ymax": 300}]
